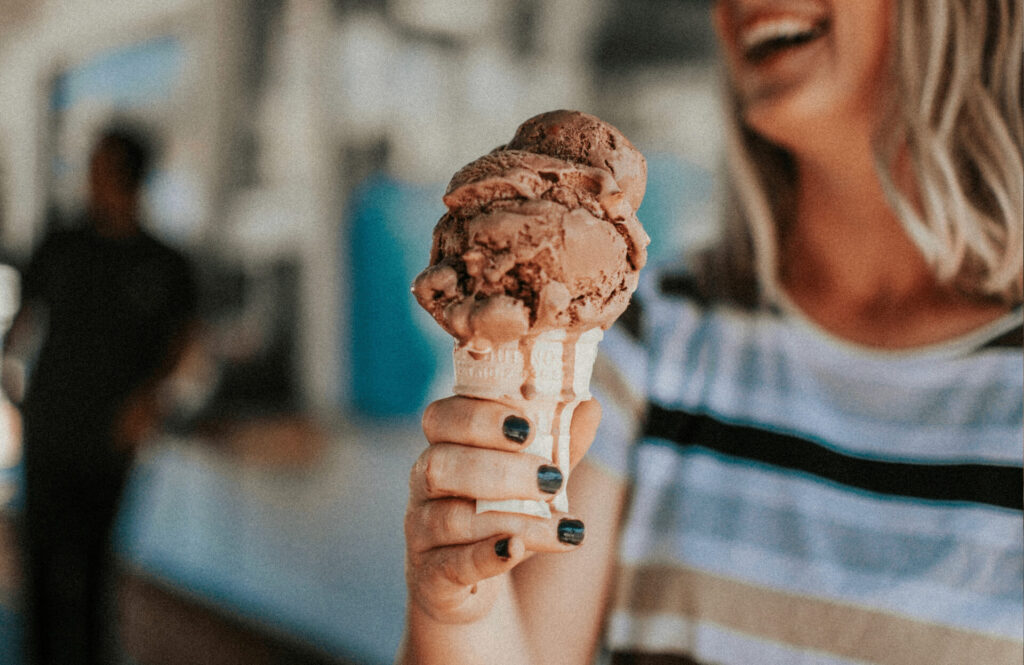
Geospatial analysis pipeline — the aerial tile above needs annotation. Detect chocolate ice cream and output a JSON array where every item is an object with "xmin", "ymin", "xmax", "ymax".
[{"xmin": 412, "ymin": 110, "xmax": 649, "ymax": 353}]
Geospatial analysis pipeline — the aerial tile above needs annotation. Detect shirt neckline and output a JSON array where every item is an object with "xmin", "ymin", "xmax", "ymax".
[{"xmin": 769, "ymin": 290, "xmax": 1023, "ymax": 362}]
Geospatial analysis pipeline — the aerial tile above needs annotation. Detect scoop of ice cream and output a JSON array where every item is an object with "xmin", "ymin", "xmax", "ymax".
[
  {"xmin": 416, "ymin": 199, "xmax": 636, "ymax": 341},
  {"xmin": 412, "ymin": 110, "xmax": 649, "ymax": 351},
  {"xmin": 440, "ymin": 149, "xmax": 646, "ymax": 268},
  {"xmin": 442, "ymin": 150, "xmax": 622, "ymax": 222},
  {"xmin": 506, "ymin": 109, "xmax": 648, "ymax": 212}
]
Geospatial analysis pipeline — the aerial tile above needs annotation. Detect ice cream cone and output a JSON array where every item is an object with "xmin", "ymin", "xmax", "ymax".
[{"xmin": 452, "ymin": 327, "xmax": 603, "ymax": 518}]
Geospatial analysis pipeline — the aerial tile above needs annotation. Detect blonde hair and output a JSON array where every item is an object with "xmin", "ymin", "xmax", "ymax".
[{"xmin": 706, "ymin": 0, "xmax": 1023, "ymax": 306}]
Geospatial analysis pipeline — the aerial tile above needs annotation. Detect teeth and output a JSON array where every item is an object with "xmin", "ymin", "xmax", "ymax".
[{"xmin": 740, "ymin": 17, "xmax": 819, "ymax": 53}]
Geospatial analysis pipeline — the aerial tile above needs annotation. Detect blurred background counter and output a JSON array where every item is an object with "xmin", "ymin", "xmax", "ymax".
[{"xmin": 117, "ymin": 421, "xmax": 418, "ymax": 665}]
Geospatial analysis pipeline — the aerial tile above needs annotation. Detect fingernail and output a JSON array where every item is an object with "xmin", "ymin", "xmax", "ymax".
[
  {"xmin": 537, "ymin": 465, "xmax": 563, "ymax": 494},
  {"xmin": 557, "ymin": 519, "xmax": 585, "ymax": 545},
  {"xmin": 495, "ymin": 538, "xmax": 510, "ymax": 560},
  {"xmin": 502, "ymin": 415, "xmax": 530, "ymax": 444}
]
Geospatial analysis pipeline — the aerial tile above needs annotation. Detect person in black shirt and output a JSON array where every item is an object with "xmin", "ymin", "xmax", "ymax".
[{"xmin": 7, "ymin": 124, "xmax": 197, "ymax": 665}]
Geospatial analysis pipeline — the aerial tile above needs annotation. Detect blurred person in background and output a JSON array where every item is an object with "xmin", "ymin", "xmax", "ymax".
[
  {"xmin": 3, "ymin": 123, "xmax": 197, "ymax": 665},
  {"xmin": 400, "ymin": 1, "xmax": 1023, "ymax": 664}
]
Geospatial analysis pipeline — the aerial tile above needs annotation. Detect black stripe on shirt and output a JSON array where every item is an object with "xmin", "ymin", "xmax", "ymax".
[
  {"xmin": 659, "ymin": 272, "xmax": 709, "ymax": 305},
  {"xmin": 980, "ymin": 324, "xmax": 1023, "ymax": 350},
  {"xmin": 644, "ymin": 404, "xmax": 1023, "ymax": 510},
  {"xmin": 611, "ymin": 652, "xmax": 702, "ymax": 665}
]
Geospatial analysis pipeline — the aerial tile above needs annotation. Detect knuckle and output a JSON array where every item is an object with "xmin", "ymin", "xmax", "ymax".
[
  {"xmin": 412, "ymin": 501, "xmax": 441, "ymax": 549},
  {"xmin": 405, "ymin": 546, "xmax": 425, "ymax": 570},
  {"xmin": 422, "ymin": 445, "xmax": 453, "ymax": 497},
  {"xmin": 439, "ymin": 502, "xmax": 470, "ymax": 541},
  {"xmin": 466, "ymin": 403, "xmax": 494, "ymax": 439},
  {"xmin": 409, "ymin": 457, "xmax": 422, "ymax": 490},
  {"xmin": 405, "ymin": 508, "xmax": 435, "ymax": 555},
  {"xmin": 410, "ymin": 448, "xmax": 431, "ymax": 494},
  {"xmin": 421, "ymin": 400, "xmax": 440, "ymax": 435},
  {"xmin": 403, "ymin": 507, "xmax": 413, "ymax": 535},
  {"xmin": 403, "ymin": 506, "xmax": 420, "ymax": 542},
  {"xmin": 438, "ymin": 551, "xmax": 464, "ymax": 586}
]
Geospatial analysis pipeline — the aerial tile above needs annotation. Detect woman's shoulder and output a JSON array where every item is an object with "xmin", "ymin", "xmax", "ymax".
[{"xmin": 587, "ymin": 257, "xmax": 766, "ymax": 479}]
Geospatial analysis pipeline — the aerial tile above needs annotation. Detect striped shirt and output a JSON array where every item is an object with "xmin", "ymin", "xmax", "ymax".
[{"xmin": 589, "ymin": 268, "xmax": 1024, "ymax": 665}]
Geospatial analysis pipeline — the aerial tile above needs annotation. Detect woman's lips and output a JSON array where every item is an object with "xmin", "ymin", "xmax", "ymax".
[{"xmin": 740, "ymin": 15, "xmax": 830, "ymax": 63}]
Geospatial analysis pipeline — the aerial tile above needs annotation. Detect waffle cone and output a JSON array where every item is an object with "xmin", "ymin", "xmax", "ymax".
[{"xmin": 452, "ymin": 327, "xmax": 603, "ymax": 518}]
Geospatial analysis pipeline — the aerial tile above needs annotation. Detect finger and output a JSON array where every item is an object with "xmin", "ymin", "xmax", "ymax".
[
  {"xmin": 411, "ymin": 444, "xmax": 564, "ymax": 503},
  {"xmin": 412, "ymin": 535, "xmax": 526, "ymax": 611},
  {"xmin": 407, "ymin": 498, "xmax": 586, "ymax": 554},
  {"xmin": 569, "ymin": 398, "xmax": 602, "ymax": 468},
  {"xmin": 422, "ymin": 396, "xmax": 533, "ymax": 451}
]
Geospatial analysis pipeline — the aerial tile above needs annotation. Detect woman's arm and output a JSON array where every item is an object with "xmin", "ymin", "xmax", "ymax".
[{"xmin": 398, "ymin": 397, "xmax": 627, "ymax": 665}]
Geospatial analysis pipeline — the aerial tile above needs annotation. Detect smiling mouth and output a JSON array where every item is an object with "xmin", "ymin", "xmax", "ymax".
[{"xmin": 740, "ymin": 17, "xmax": 829, "ymax": 63}]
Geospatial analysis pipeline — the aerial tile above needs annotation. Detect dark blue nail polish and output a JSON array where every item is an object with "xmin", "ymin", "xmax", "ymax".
[
  {"xmin": 495, "ymin": 538, "xmax": 510, "ymax": 560},
  {"xmin": 558, "ymin": 519, "xmax": 585, "ymax": 545},
  {"xmin": 537, "ymin": 465, "xmax": 563, "ymax": 494},
  {"xmin": 503, "ymin": 416, "xmax": 530, "ymax": 444}
]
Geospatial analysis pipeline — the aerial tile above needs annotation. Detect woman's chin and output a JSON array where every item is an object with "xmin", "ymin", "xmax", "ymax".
[{"xmin": 741, "ymin": 83, "xmax": 872, "ymax": 158}]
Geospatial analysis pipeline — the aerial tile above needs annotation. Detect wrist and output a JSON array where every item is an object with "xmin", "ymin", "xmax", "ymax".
[{"xmin": 402, "ymin": 578, "xmax": 535, "ymax": 665}]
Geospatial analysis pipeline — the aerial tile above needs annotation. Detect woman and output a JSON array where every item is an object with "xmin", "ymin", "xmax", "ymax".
[{"xmin": 400, "ymin": 1, "xmax": 1023, "ymax": 663}]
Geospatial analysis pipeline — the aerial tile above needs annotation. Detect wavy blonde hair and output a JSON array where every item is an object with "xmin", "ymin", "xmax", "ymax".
[{"xmin": 702, "ymin": 0, "xmax": 1023, "ymax": 307}]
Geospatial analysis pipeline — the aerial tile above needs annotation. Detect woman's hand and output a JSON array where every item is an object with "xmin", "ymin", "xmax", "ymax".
[{"xmin": 405, "ymin": 395, "xmax": 601, "ymax": 625}]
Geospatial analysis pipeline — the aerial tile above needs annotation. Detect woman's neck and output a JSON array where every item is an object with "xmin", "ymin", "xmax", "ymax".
[{"xmin": 778, "ymin": 151, "xmax": 1010, "ymax": 349}]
